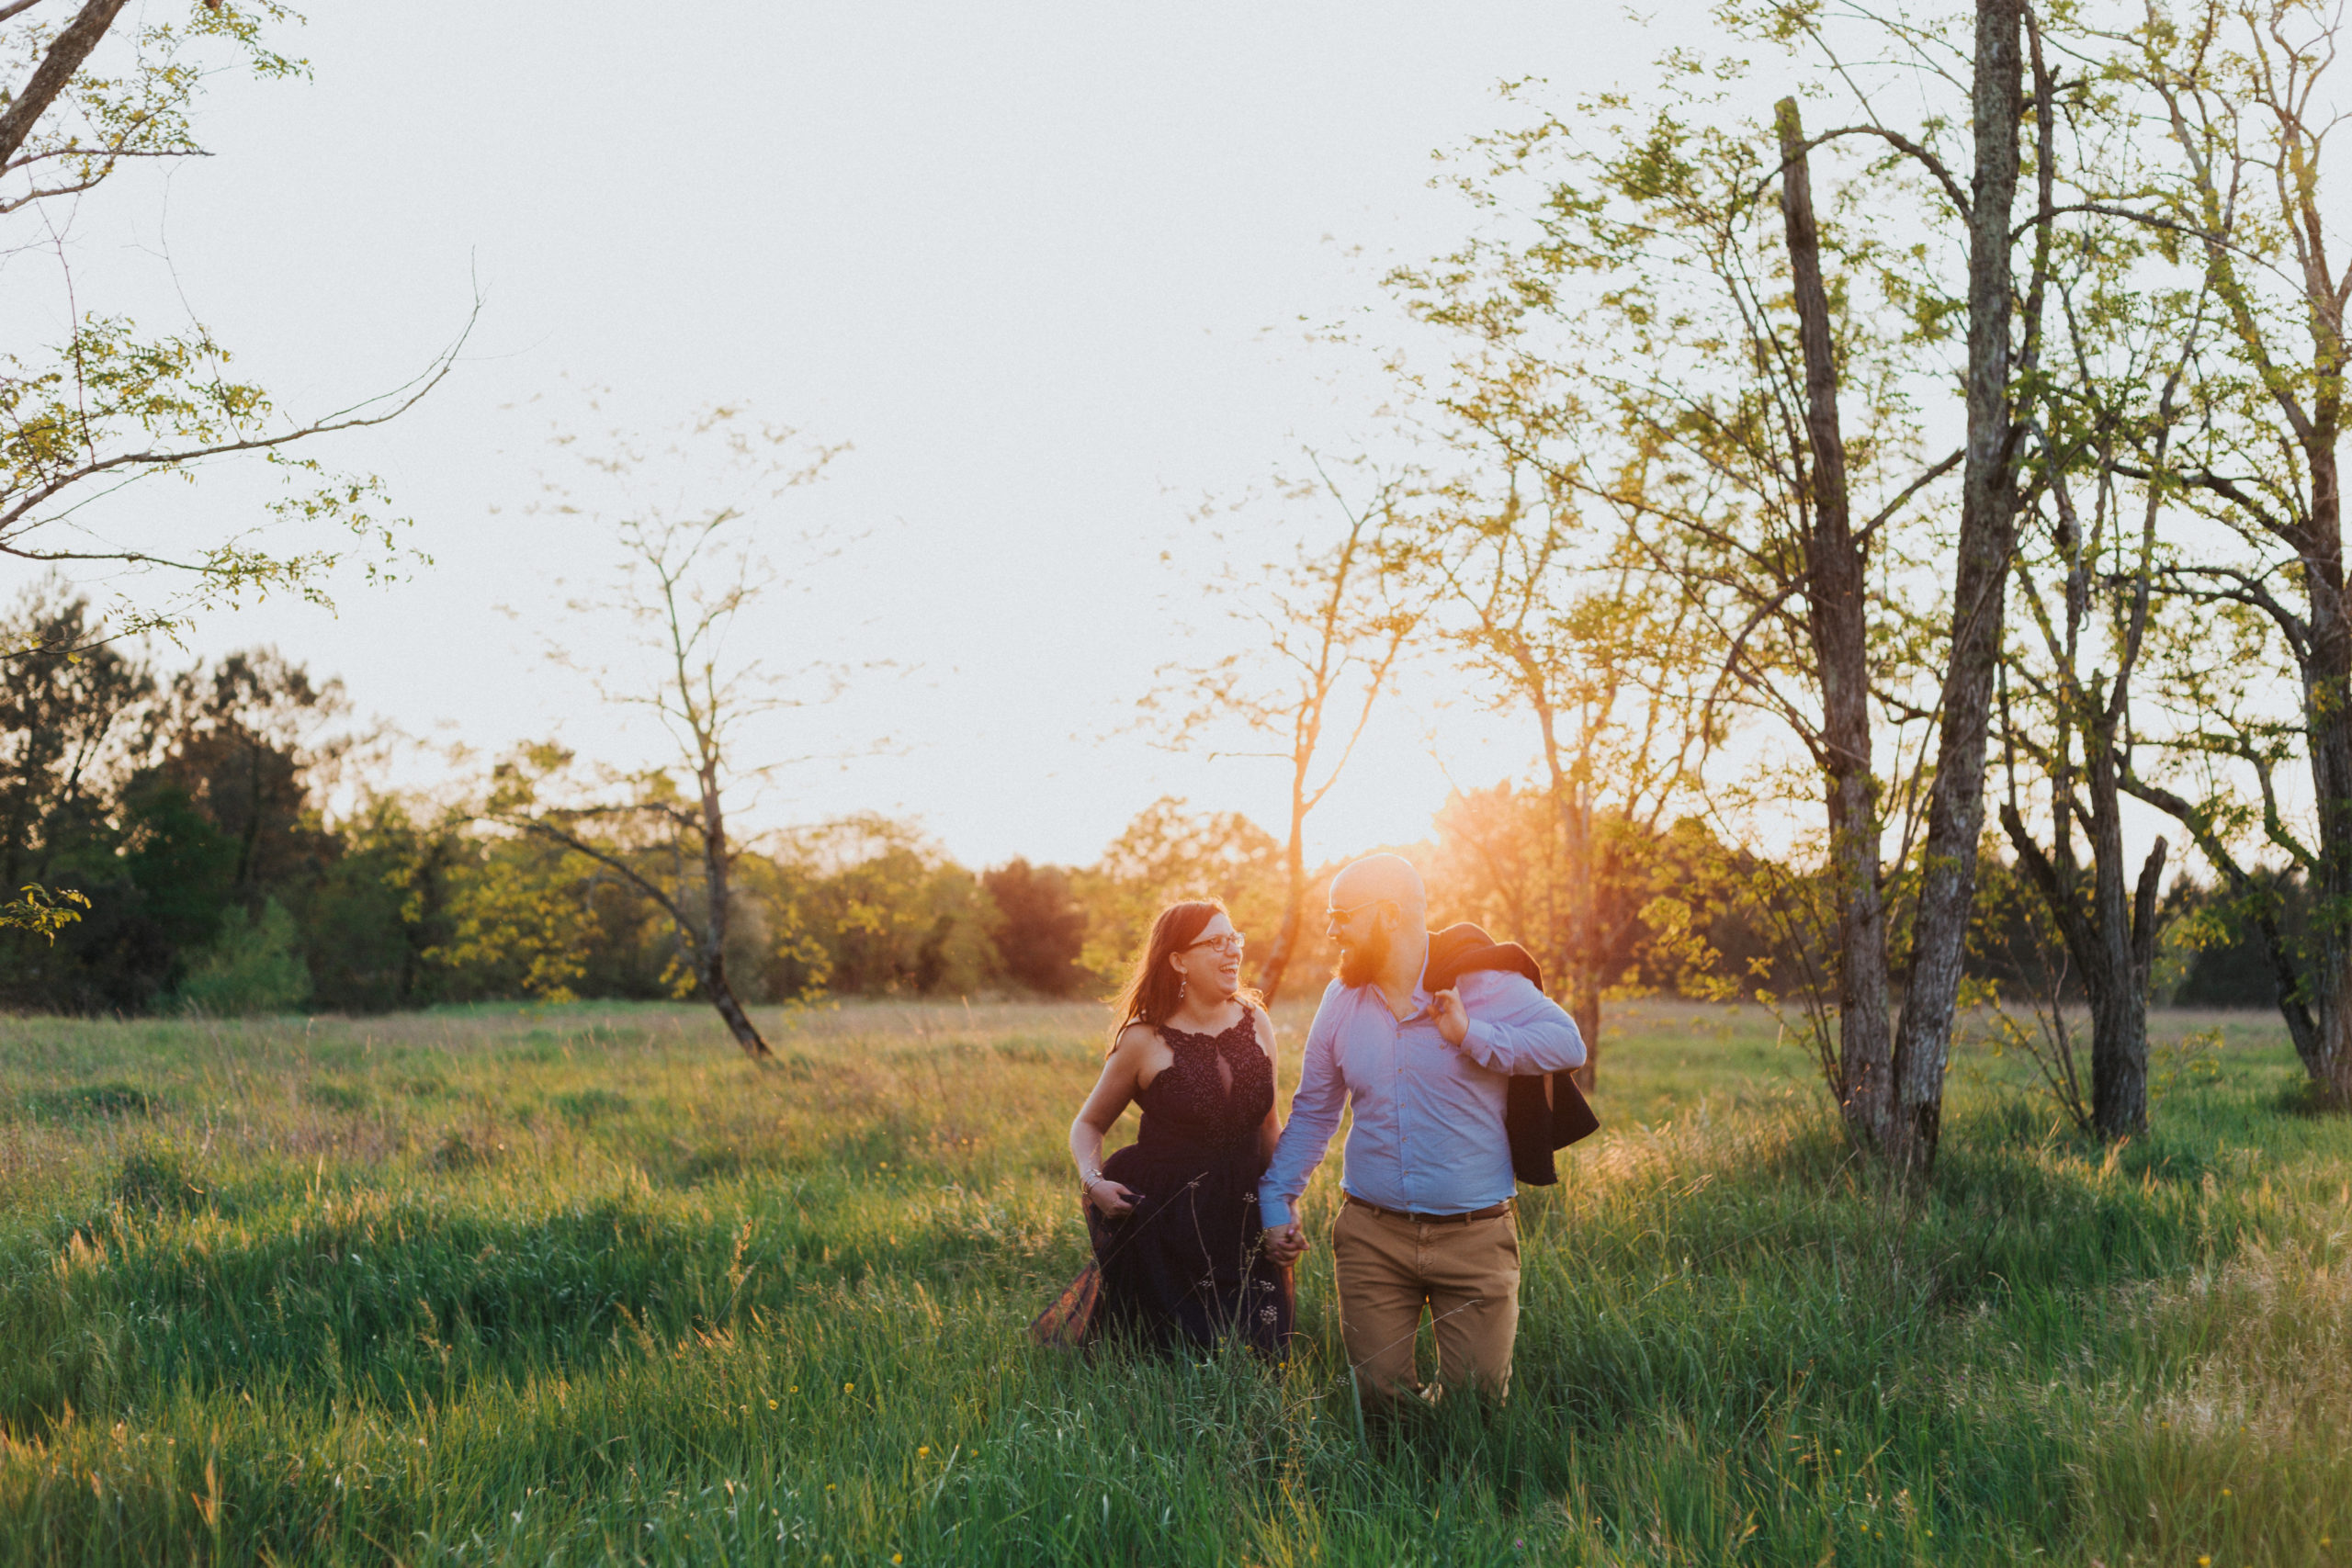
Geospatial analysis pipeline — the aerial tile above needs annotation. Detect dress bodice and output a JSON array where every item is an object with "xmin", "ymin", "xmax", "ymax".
[{"xmin": 1132, "ymin": 1010, "xmax": 1272, "ymax": 1156}]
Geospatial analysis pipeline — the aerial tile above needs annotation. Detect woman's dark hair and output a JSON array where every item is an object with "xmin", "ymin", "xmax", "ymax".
[{"xmin": 1107, "ymin": 898, "xmax": 1260, "ymax": 1052}]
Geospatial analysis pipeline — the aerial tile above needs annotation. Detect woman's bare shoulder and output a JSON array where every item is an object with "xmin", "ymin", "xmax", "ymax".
[
  {"xmin": 1248, "ymin": 1002, "xmax": 1277, "ymax": 1055},
  {"xmin": 1111, "ymin": 1021, "xmax": 1161, "ymax": 1057}
]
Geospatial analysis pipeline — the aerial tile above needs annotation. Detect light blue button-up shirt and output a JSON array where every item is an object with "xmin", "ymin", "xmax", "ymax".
[{"xmin": 1257, "ymin": 961, "xmax": 1587, "ymax": 1227}]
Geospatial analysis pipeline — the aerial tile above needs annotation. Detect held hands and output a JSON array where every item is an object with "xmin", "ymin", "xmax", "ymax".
[
  {"xmin": 1261, "ymin": 1219, "xmax": 1306, "ymax": 1266},
  {"xmin": 1087, "ymin": 1179, "xmax": 1142, "ymax": 1218},
  {"xmin": 1431, "ymin": 986, "xmax": 1471, "ymax": 1047}
]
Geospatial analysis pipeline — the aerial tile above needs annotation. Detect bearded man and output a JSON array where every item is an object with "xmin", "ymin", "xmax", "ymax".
[{"xmin": 1258, "ymin": 852, "xmax": 1585, "ymax": 1409}]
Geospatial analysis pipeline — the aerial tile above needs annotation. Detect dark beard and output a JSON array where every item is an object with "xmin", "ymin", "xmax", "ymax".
[{"xmin": 1337, "ymin": 925, "xmax": 1391, "ymax": 989}]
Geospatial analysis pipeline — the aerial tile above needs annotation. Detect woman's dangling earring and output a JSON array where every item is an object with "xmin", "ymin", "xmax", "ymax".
[{"xmin": 1179, "ymin": 976, "xmax": 1188, "ymax": 1001}]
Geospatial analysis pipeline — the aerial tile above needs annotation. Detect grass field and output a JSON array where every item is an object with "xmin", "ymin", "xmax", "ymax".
[{"xmin": 0, "ymin": 997, "xmax": 2345, "ymax": 1565}]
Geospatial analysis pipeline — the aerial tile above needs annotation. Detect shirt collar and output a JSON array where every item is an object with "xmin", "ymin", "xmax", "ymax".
[{"xmin": 1347, "ymin": 945, "xmax": 1431, "ymax": 1021}]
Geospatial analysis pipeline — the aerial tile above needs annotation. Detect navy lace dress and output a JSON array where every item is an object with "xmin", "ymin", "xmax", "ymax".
[{"xmin": 1085, "ymin": 1012, "xmax": 1295, "ymax": 1356}]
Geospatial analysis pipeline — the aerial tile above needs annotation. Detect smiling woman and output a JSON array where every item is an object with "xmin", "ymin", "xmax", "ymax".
[{"xmin": 1040, "ymin": 898, "xmax": 1294, "ymax": 1356}]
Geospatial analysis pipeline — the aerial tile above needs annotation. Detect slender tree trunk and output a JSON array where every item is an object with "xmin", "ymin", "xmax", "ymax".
[
  {"xmin": 2082, "ymin": 721, "xmax": 2158, "ymax": 1135},
  {"xmin": 2301, "ymin": 440, "xmax": 2352, "ymax": 1106},
  {"xmin": 1777, "ymin": 97, "xmax": 1896, "ymax": 1148},
  {"xmin": 2000, "ymin": 722, "xmax": 2165, "ymax": 1139},
  {"xmin": 1255, "ymin": 772, "xmax": 1310, "ymax": 1002},
  {"xmin": 1565, "ymin": 780, "xmax": 1600, "ymax": 1092},
  {"xmin": 698, "ymin": 764, "xmax": 771, "ymax": 1059},
  {"xmin": 2123, "ymin": 772, "xmax": 2324, "ymax": 1070},
  {"xmin": 1534, "ymin": 698, "xmax": 1603, "ymax": 1091},
  {"xmin": 2081, "ymin": 783, "xmax": 2138, "ymax": 1134},
  {"xmin": 2119, "ymin": 822, "xmax": 2166, "ymax": 1132},
  {"xmin": 1890, "ymin": 0, "xmax": 2023, "ymax": 1176},
  {"xmin": 699, "ymin": 949, "xmax": 770, "ymax": 1059},
  {"xmin": 1572, "ymin": 987, "xmax": 1600, "ymax": 1096}
]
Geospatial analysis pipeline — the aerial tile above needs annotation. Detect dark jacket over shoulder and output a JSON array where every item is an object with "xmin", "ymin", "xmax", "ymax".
[{"xmin": 1425, "ymin": 923, "xmax": 1600, "ymax": 1186}]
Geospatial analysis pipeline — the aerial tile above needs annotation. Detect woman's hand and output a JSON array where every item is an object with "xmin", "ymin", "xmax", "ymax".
[{"xmin": 1088, "ymin": 1178, "xmax": 1142, "ymax": 1218}]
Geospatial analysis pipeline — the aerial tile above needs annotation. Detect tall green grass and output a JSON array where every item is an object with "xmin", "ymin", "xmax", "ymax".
[{"xmin": 0, "ymin": 999, "xmax": 2341, "ymax": 1565}]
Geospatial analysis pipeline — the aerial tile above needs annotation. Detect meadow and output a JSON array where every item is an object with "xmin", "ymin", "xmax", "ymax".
[{"xmin": 0, "ymin": 997, "xmax": 2344, "ymax": 1567}]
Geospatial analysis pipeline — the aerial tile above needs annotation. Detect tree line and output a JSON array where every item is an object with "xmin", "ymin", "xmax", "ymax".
[
  {"xmin": 0, "ymin": 580, "xmax": 2288, "ymax": 1032},
  {"xmin": 0, "ymin": 581, "xmax": 1754, "ymax": 1015}
]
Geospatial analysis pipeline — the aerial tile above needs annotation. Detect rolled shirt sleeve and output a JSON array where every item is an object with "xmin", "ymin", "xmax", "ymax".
[
  {"xmin": 1452, "ymin": 970, "xmax": 1588, "ymax": 1076},
  {"xmin": 1256, "ymin": 985, "xmax": 1347, "ymax": 1229}
]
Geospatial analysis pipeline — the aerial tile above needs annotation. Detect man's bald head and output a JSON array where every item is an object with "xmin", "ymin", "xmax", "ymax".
[
  {"xmin": 1326, "ymin": 854, "xmax": 1428, "ymax": 991},
  {"xmin": 1329, "ymin": 853, "xmax": 1427, "ymax": 920}
]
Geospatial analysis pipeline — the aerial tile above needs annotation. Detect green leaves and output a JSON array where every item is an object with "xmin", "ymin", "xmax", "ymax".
[
  {"xmin": 0, "ymin": 880, "xmax": 87, "ymax": 942},
  {"xmin": 0, "ymin": 1, "xmax": 452, "ymax": 634}
]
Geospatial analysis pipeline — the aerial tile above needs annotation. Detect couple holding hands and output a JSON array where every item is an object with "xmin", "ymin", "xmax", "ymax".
[{"xmin": 1040, "ymin": 852, "xmax": 1592, "ymax": 1412}]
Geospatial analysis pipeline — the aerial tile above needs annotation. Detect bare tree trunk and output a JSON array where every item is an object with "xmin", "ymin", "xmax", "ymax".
[
  {"xmin": 2082, "ymin": 710, "xmax": 2160, "ymax": 1135},
  {"xmin": 2000, "ymin": 746, "xmax": 2165, "ymax": 1139},
  {"xmin": 2301, "ymin": 452, "xmax": 2352, "ymax": 1105},
  {"xmin": 698, "ymin": 762, "xmax": 772, "ymax": 1059},
  {"xmin": 1890, "ymin": 0, "xmax": 2024, "ymax": 1176},
  {"xmin": 1777, "ymin": 96, "xmax": 1897, "ymax": 1148},
  {"xmin": 698, "ymin": 949, "xmax": 771, "ymax": 1059},
  {"xmin": 2123, "ymin": 771, "xmax": 2324, "ymax": 1062},
  {"xmin": 1255, "ymin": 770, "xmax": 1310, "ymax": 1002},
  {"xmin": 2116, "ymin": 823, "xmax": 2166, "ymax": 1133},
  {"xmin": 1533, "ymin": 699, "xmax": 1603, "ymax": 1092},
  {"xmin": 1564, "ymin": 778, "xmax": 1600, "ymax": 1093},
  {"xmin": 1570, "ymin": 987, "xmax": 1600, "ymax": 1095}
]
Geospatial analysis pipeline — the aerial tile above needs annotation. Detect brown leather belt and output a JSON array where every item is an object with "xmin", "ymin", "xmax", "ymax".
[{"xmin": 1344, "ymin": 1194, "xmax": 1512, "ymax": 1225}]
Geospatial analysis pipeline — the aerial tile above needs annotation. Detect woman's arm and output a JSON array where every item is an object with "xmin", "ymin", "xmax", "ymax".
[{"xmin": 1069, "ymin": 1025, "xmax": 1152, "ymax": 1217}]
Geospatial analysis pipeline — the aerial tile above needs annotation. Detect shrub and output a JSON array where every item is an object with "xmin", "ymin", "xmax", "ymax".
[{"xmin": 173, "ymin": 898, "xmax": 313, "ymax": 1017}]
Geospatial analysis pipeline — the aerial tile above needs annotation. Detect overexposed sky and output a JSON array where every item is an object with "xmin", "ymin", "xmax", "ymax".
[{"xmin": 17, "ymin": 2, "xmax": 1676, "ymax": 866}]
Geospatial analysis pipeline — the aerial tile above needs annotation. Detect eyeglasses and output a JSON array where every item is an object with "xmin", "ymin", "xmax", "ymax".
[
  {"xmin": 1182, "ymin": 932, "xmax": 1246, "ymax": 955},
  {"xmin": 1325, "ymin": 898, "xmax": 1391, "ymax": 926}
]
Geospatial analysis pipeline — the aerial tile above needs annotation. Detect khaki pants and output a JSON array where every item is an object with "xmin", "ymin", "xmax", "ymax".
[{"xmin": 1332, "ymin": 1197, "xmax": 1520, "ymax": 1406}]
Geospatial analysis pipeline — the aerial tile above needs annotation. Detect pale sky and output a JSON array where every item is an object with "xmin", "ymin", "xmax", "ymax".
[{"xmin": 23, "ymin": 3, "xmax": 1666, "ymax": 867}]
